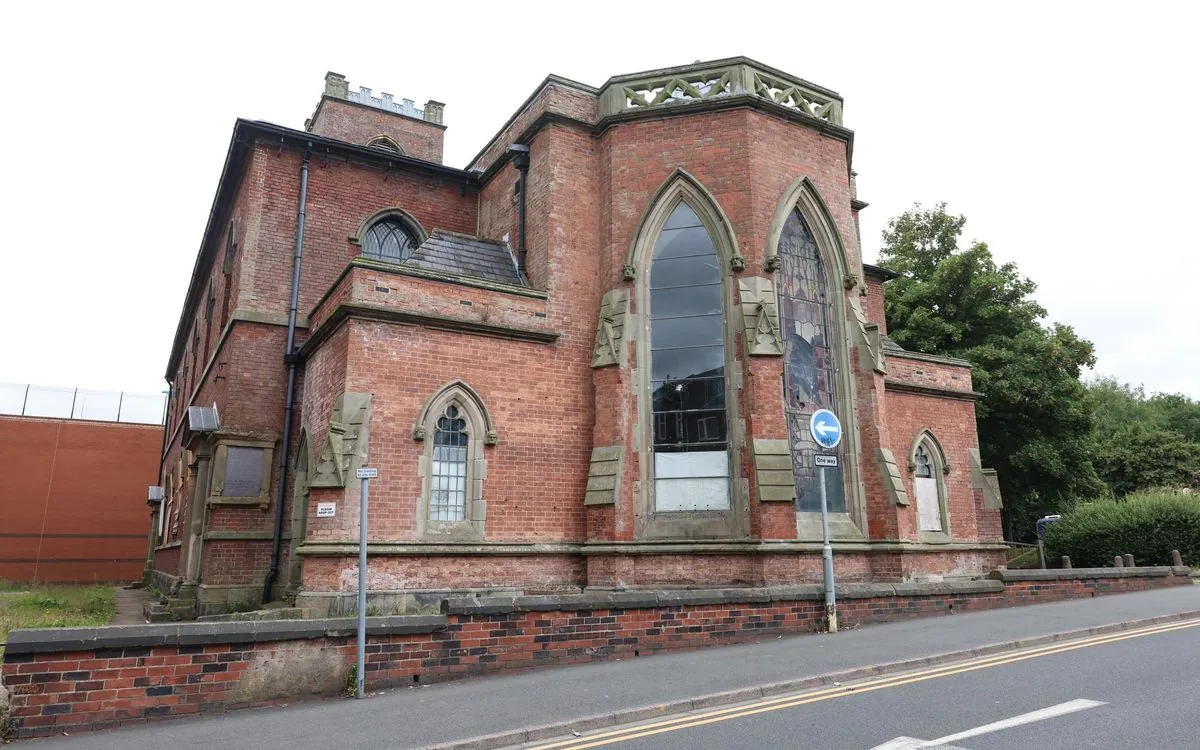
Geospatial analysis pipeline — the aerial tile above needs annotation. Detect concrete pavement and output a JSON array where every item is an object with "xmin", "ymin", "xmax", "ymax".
[{"xmin": 22, "ymin": 585, "xmax": 1200, "ymax": 749}]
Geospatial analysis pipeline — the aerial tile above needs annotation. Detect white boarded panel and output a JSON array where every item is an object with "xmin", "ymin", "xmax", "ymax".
[
  {"xmin": 916, "ymin": 477, "xmax": 942, "ymax": 532},
  {"xmin": 655, "ymin": 478, "xmax": 730, "ymax": 511},
  {"xmin": 655, "ymin": 451, "xmax": 728, "ymax": 479}
]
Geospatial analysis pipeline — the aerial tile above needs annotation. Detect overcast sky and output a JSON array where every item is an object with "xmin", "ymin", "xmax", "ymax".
[{"xmin": 1, "ymin": 1, "xmax": 1195, "ymax": 400}]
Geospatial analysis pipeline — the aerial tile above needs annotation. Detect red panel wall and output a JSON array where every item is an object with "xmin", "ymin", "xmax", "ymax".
[{"xmin": 0, "ymin": 416, "xmax": 161, "ymax": 583}]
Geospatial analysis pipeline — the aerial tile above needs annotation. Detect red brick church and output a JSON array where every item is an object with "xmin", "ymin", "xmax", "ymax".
[{"xmin": 150, "ymin": 58, "xmax": 1005, "ymax": 616}]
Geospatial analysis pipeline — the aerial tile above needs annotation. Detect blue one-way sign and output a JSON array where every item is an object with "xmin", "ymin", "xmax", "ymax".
[{"xmin": 809, "ymin": 409, "xmax": 843, "ymax": 449}]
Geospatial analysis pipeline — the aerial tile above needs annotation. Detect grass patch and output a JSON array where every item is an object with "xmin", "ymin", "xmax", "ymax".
[{"xmin": 0, "ymin": 584, "xmax": 115, "ymax": 661}]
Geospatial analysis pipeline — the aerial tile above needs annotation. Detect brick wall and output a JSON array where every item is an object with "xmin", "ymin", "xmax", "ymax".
[
  {"xmin": 308, "ymin": 98, "xmax": 446, "ymax": 163},
  {"xmin": 148, "ymin": 60, "xmax": 1008, "ymax": 605},
  {"xmin": 0, "ymin": 416, "xmax": 161, "ymax": 583},
  {"xmin": 3, "ymin": 568, "xmax": 1191, "ymax": 738}
]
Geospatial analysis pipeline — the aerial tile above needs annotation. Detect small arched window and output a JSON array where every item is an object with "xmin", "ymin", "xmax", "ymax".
[
  {"xmin": 414, "ymin": 381, "xmax": 497, "ymax": 540},
  {"xmin": 366, "ymin": 136, "xmax": 404, "ymax": 154},
  {"xmin": 362, "ymin": 218, "xmax": 418, "ymax": 263}
]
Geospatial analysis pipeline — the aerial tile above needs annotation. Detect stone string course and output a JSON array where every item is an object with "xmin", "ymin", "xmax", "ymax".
[{"xmin": 2, "ymin": 568, "xmax": 1193, "ymax": 738}]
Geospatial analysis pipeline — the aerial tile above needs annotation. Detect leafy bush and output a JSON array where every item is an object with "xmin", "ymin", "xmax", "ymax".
[{"xmin": 1044, "ymin": 490, "xmax": 1200, "ymax": 568}]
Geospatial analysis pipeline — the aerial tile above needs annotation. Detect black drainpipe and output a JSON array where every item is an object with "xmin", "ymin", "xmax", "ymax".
[
  {"xmin": 507, "ymin": 144, "xmax": 530, "ymax": 277},
  {"xmin": 264, "ymin": 143, "xmax": 311, "ymax": 603}
]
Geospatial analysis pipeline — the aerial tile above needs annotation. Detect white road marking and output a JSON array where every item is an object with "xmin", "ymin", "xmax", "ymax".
[{"xmin": 871, "ymin": 698, "xmax": 1107, "ymax": 749}]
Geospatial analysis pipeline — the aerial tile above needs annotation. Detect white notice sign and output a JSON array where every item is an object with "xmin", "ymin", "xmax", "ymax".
[
  {"xmin": 316, "ymin": 502, "xmax": 336, "ymax": 518},
  {"xmin": 356, "ymin": 467, "xmax": 379, "ymax": 479},
  {"xmin": 814, "ymin": 454, "xmax": 838, "ymax": 468}
]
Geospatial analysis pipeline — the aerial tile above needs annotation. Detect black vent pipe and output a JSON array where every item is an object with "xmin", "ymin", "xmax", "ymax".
[
  {"xmin": 264, "ymin": 143, "xmax": 311, "ymax": 603},
  {"xmin": 507, "ymin": 143, "xmax": 530, "ymax": 278}
]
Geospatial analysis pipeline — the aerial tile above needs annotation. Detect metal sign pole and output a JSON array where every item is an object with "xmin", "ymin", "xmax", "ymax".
[
  {"xmin": 809, "ymin": 408, "xmax": 842, "ymax": 635},
  {"xmin": 356, "ymin": 471, "xmax": 370, "ymax": 699},
  {"xmin": 819, "ymin": 465, "xmax": 837, "ymax": 633}
]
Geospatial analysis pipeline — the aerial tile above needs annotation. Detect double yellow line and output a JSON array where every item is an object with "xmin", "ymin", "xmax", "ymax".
[{"xmin": 524, "ymin": 617, "xmax": 1200, "ymax": 750}]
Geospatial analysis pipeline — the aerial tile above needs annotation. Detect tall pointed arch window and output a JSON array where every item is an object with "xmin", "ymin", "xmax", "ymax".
[
  {"xmin": 912, "ymin": 432, "xmax": 950, "ymax": 541},
  {"xmin": 777, "ymin": 209, "xmax": 846, "ymax": 514},
  {"xmin": 648, "ymin": 203, "xmax": 730, "ymax": 511},
  {"xmin": 431, "ymin": 405, "xmax": 469, "ymax": 521},
  {"xmin": 414, "ymin": 381, "xmax": 498, "ymax": 540}
]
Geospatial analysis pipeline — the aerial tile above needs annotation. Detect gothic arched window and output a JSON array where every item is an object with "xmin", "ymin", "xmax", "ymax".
[
  {"xmin": 778, "ymin": 209, "xmax": 846, "ymax": 515},
  {"xmin": 431, "ymin": 405, "xmax": 469, "ymax": 522},
  {"xmin": 362, "ymin": 218, "xmax": 418, "ymax": 263},
  {"xmin": 648, "ymin": 202, "xmax": 730, "ymax": 512},
  {"xmin": 912, "ymin": 433, "xmax": 950, "ymax": 541},
  {"xmin": 413, "ymin": 381, "xmax": 497, "ymax": 540}
]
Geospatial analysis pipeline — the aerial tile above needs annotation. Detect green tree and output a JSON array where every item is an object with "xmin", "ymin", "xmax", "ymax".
[
  {"xmin": 1086, "ymin": 377, "xmax": 1200, "ymax": 495},
  {"xmin": 879, "ymin": 204, "xmax": 1103, "ymax": 540}
]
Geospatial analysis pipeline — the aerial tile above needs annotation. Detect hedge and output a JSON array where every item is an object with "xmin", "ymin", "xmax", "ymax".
[{"xmin": 1043, "ymin": 490, "xmax": 1200, "ymax": 568}]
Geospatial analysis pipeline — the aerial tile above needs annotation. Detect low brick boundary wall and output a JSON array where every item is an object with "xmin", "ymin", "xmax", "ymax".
[{"xmin": 1, "ymin": 567, "xmax": 1192, "ymax": 738}]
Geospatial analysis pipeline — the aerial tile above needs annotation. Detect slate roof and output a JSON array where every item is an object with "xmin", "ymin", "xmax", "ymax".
[
  {"xmin": 881, "ymin": 333, "xmax": 905, "ymax": 352},
  {"xmin": 403, "ymin": 230, "xmax": 525, "ymax": 287}
]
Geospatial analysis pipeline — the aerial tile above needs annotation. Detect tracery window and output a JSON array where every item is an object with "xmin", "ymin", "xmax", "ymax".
[
  {"xmin": 415, "ymin": 381, "xmax": 496, "ymax": 539},
  {"xmin": 913, "ymin": 435, "xmax": 950, "ymax": 539},
  {"xmin": 778, "ymin": 209, "xmax": 846, "ymax": 514},
  {"xmin": 430, "ymin": 405, "xmax": 469, "ymax": 522},
  {"xmin": 362, "ymin": 218, "xmax": 418, "ymax": 263}
]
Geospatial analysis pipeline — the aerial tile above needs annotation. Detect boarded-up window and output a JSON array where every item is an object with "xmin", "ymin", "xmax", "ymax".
[
  {"xmin": 224, "ymin": 446, "xmax": 265, "ymax": 497},
  {"xmin": 914, "ymin": 444, "xmax": 943, "ymax": 532}
]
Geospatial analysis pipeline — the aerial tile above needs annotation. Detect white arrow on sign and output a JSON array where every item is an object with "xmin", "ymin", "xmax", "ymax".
[{"xmin": 814, "ymin": 422, "xmax": 839, "ymax": 437}]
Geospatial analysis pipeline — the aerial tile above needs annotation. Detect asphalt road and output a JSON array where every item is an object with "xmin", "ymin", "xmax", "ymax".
[{"xmin": 529, "ymin": 618, "xmax": 1200, "ymax": 750}]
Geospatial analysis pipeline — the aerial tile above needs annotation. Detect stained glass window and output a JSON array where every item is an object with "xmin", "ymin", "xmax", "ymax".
[
  {"xmin": 430, "ymin": 404, "xmax": 469, "ymax": 521},
  {"xmin": 363, "ymin": 218, "xmax": 418, "ymax": 263},
  {"xmin": 649, "ymin": 203, "xmax": 729, "ymax": 511},
  {"xmin": 777, "ymin": 210, "xmax": 846, "ymax": 513}
]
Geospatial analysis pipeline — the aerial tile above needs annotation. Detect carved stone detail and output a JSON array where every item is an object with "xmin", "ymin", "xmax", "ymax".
[
  {"xmin": 621, "ymin": 263, "xmax": 636, "ymax": 281},
  {"xmin": 602, "ymin": 62, "xmax": 843, "ymax": 127},
  {"xmin": 591, "ymin": 288, "xmax": 630, "ymax": 368},
  {"xmin": 752, "ymin": 439, "xmax": 796, "ymax": 502},
  {"xmin": 750, "ymin": 70, "xmax": 843, "ymax": 124},
  {"xmin": 848, "ymin": 297, "xmax": 886, "ymax": 375},
  {"xmin": 585, "ymin": 445, "xmax": 622, "ymax": 506},
  {"xmin": 877, "ymin": 448, "xmax": 910, "ymax": 506},
  {"xmin": 730, "ymin": 255, "xmax": 746, "ymax": 273},
  {"xmin": 738, "ymin": 277, "xmax": 783, "ymax": 356},
  {"xmin": 623, "ymin": 71, "xmax": 733, "ymax": 108},
  {"xmin": 310, "ymin": 392, "xmax": 372, "ymax": 488},
  {"xmin": 969, "ymin": 448, "xmax": 1003, "ymax": 509}
]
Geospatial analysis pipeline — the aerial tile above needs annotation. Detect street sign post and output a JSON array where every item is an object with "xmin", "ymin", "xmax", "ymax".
[
  {"xmin": 809, "ymin": 409, "xmax": 843, "ymax": 633},
  {"xmin": 354, "ymin": 466, "xmax": 378, "ymax": 698}
]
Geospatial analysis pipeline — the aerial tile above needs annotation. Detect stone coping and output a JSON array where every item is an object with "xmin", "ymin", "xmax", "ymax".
[
  {"xmin": 3, "ymin": 615, "xmax": 448, "ymax": 657},
  {"xmin": 989, "ymin": 566, "xmax": 1190, "ymax": 582},
  {"xmin": 441, "ymin": 580, "xmax": 1004, "ymax": 616},
  {"xmin": 9, "ymin": 568, "xmax": 1186, "ymax": 656}
]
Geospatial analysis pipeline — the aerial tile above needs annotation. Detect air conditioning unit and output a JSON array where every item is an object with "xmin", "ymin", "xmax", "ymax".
[{"xmin": 187, "ymin": 404, "xmax": 220, "ymax": 432}]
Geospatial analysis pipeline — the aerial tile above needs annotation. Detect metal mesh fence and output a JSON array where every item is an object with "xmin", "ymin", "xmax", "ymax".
[{"xmin": 0, "ymin": 383, "xmax": 166, "ymax": 425}]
